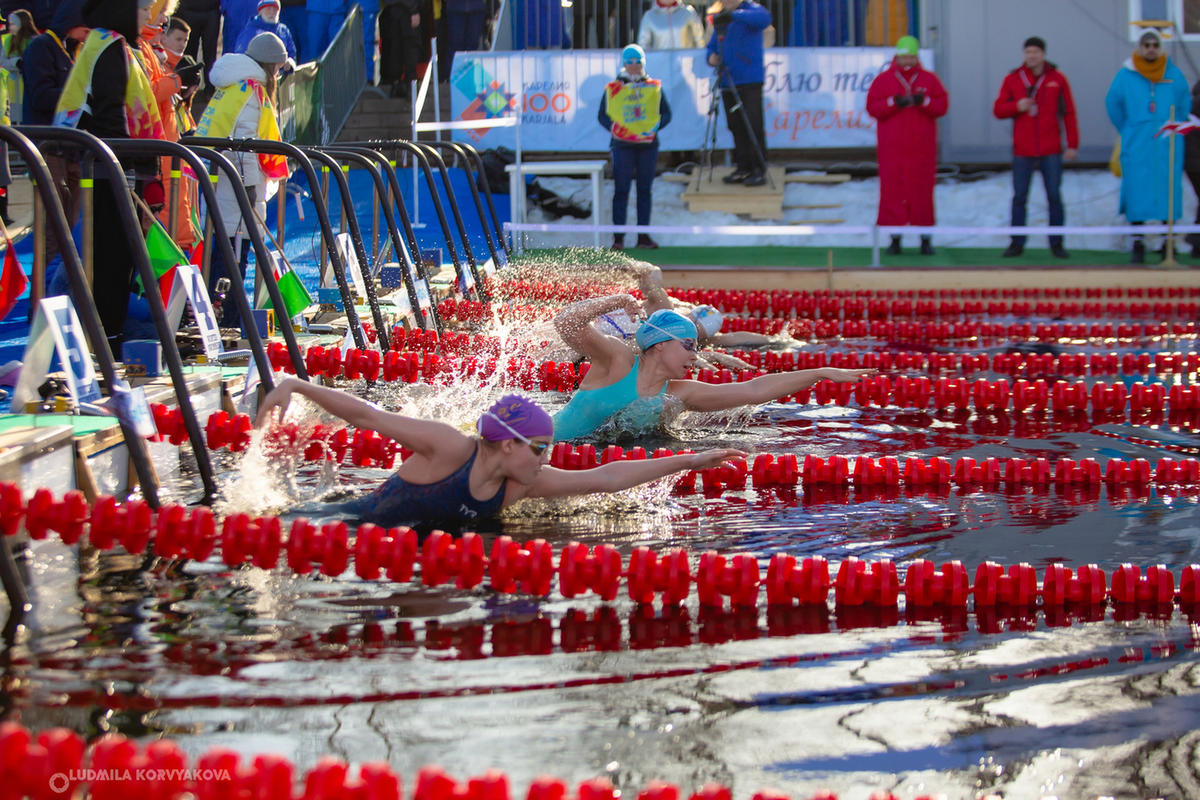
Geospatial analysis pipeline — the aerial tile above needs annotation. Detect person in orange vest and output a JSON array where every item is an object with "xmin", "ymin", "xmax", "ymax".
[
  {"xmin": 865, "ymin": 35, "xmax": 948, "ymax": 256},
  {"xmin": 598, "ymin": 43, "xmax": 672, "ymax": 251}
]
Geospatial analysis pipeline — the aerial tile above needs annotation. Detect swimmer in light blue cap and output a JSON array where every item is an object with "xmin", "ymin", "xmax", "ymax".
[
  {"xmin": 255, "ymin": 379, "xmax": 744, "ymax": 529},
  {"xmin": 552, "ymin": 293, "xmax": 875, "ymax": 441}
]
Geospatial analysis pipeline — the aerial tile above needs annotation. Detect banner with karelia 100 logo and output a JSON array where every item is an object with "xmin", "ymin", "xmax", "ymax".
[{"xmin": 448, "ymin": 47, "xmax": 933, "ymax": 152}]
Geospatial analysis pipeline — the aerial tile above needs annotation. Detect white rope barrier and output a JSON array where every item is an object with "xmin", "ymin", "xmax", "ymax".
[{"xmin": 503, "ymin": 221, "xmax": 1200, "ymax": 267}]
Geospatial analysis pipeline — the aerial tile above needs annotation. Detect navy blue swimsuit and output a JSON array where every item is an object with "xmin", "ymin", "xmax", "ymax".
[{"xmin": 339, "ymin": 445, "xmax": 507, "ymax": 528}]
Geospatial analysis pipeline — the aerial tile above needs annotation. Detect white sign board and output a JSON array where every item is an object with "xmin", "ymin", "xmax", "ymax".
[
  {"xmin": 13, "ymin": 296, "xmax": 101, "ymax": 408},
  {"xmin": 334, "ymin": 232, "xmax": 369, "ymax": 303},
  {"xmin": 449, "ymin": 47, "xmax": 933, "ymax": 151},
  {"xmin": 177, "ymin": 264, "xmax": 222, "ymax": 361}
]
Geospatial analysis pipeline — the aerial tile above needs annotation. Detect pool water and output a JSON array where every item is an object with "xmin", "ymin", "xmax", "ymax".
[{"xmin": 10, "ymin": 263, "xmax": 1200, "ymax": 800}]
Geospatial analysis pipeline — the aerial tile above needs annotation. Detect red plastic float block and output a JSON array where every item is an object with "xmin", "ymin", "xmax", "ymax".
[
  {"xmin": 626, "ymin": 546, "xmax": 691, "ymax": 605},
  {"xmin": 1041, "ymin": 563, "xmax": 1107, "ymax": 606},
  {"xmin": 286, "ymin": 519, "xmax": 350, "ymax": 576},
  {"xmin": 854, "ymin": 375, "xmax": 892, "ymax": 407},
  {"xmin": 971, "ymin": 562, "xmax": 1038, "ymax": 606},
  {"xmin": 1003, "ymin": 458, "xmax": 1051, "ymax": 486},
  {"xmin": 813, "ymin": 380, "xmax": 853, "ymax": 406},
  {"xmin": 766, "ymin": 554, "xmax": 831, "ymax": 605},
  {"xmin": 1155, "ymin": 458, "xmax": 1200, "ymax": 484},
  {"xmin": 1103, "ymin": 459, "xmax": 1152, "ymax": 485},
  {"xmin": 220, "ymin": 513, "xmax": 283, "ymax": 569},
  {"xmin": 81, "ymin": 733, "xmax": 139, "ymax": 800},
  {"xmin": 1169, "ymin": 384, "xmax": 1200, "ymax": 411},
  {"xmin": 688, "ymin": 784, "xmax": 731, "ymax": 800},
  {"xmin": 204, "ymin": 410, "xmax": 253, "ymax": 452},
  {"xmin": 1179, "ymin": 565, "xmax": 1200, "ymax": 604},
  {"xmin": 559, "ymin": 542, "xmax": 624, "ymax": 601},
  {"xmin": 88, "ymin": 496, "xmax": 153, "ymax": 551},
  {"xmin": 971, "ymin": 378, "xmax": 1010, "ymax": 410},
  {"xmin": 852, "ymin": 456, "xmax": 900, "ymax": 487},
  {"xmin": 933, "ymin": 377, "xmax": 970, "ymax": 410},
  {"xmin": 904, "ymin": 559, "xmax": 969, "ymax": 606},
  {"xmin": 1051, "ymin": 380, "xmax": 1088, "ymax": 412},
  {"xmin": 1090, "ymin": 382, "xmax": 1128, "ymax": 413},
  {"xmin": 892, "ymin": 375, "xmax": 932, "ymax": 408},
  {"xmin": 638, "ymin": 781, "xmax": 679, "ymax": 800},
  {"xmin": 1111, "ymin": 563, "xmax": 1175, "ymax": 604},
  {"xmin": 803, "ymin": 455, "xmax": 849, "ymax": 486},
  {"xmin": 752, "ymin": 454, "xmax": 799, "ymax": 487},
  {"xmin": 349, "ymin": 429, "xmax": 398, "ymax": 468},
  {"xmin": 420, "ymin": 531, "xmax": 486, "ymax": 589},
  {"xmin": 696, "ymin": 552, "xmax": 760, "ymax": 607},
  {"xmin": 1010, "ymin": 379, "xmax": 1050, "ymax": 412},
  {"xmin": 489, "ymin": 536, "xmax": 554, "ymax": 595},
  {"xmin": 354, "ymin": 524, "xmax": 418, "ymax": 581},
  {"xmin": 835, "ymin": 557, "xmax": 899, "ymax": 606},
  {"xmin": 903, "ymin": 457, "xmax": 951, "ymax": 487},
  {"xmin": 1053, "ymin": 458, "xmax": 1102, "ymax": 485},
  {"xmin": 155, "ymin": 504, "xmax": 216, "ymax": 561},
  {"xmin": 953, "ymin": 457, "xmax": 1001, "ymax": 487},
  {"xmin": 1129, "ymin": 383, "xmax": 1166, "ymax": 412},
  {"xmin": 343, "ymin": 348, "xmax": 383, "ymax": 381},
  {"xmin": 0, "ymin": 482, "xmax": 22, "ymax": 537},
  {"xmin": 23, "ymin": 488, "xmax": 88, "ymax": 544}
]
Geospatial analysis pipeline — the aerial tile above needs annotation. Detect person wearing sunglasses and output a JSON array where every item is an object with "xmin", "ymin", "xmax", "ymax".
[
  {"xmin": 1105, "ymin": 27, "xmax": 1191, "ymax": 263},
  {"xmin": 552, "ymin": 299, "xmax": 874, "ymax": 441},
  {"xmin": 255, "ymin": 380, "xmax": 744, "ymax": 529}
]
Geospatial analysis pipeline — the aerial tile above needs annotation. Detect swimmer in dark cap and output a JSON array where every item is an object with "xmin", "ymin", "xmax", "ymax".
[{"xmin": 255, "ymin": 377, "xmax": 744, "ymax": 528}]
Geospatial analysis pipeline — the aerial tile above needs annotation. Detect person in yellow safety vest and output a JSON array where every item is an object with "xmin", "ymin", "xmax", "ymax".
[
  {"xmin": 0, "ymin": 9, "xmax": 36, "ymax": 124},
  {"xmin": 194, "ymin": 31, "xmax": 290, "ymax": 312},
  {"xmin": 54, "ymin": 0, "xmax": 166, "ymax": 359},
  {"xmin": 597, "ymin": 43, "xmax": 672, "ymax": 251}
]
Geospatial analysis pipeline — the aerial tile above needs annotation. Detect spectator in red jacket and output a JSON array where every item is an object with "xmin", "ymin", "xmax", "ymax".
[
  {"xmin": 993, "ymin": 36, "xmax": 1079, "ymax": 259},
  {"xmin": 865, "ymin": 35, "xmax": 948, "ymax": 256}
]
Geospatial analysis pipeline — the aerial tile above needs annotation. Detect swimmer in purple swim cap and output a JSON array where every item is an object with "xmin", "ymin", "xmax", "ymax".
[{"xmin": 255, "ymin": 378, "xmax": 744, "ymax": 528}]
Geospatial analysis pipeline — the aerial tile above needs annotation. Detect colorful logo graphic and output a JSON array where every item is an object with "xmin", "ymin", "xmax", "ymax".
[{"xmin": 453, "ymin": 60, "xmax": 516, "ymax": 141}]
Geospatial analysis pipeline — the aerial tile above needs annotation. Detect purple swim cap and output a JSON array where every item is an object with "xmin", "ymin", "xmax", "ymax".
[{"xmin": 477, "ymin": 394, "xmax": 555, "ymax": 442}]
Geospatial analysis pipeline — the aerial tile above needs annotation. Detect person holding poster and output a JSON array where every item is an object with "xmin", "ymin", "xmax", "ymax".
[
  {"xmin": 598, "ymin": 43, "xmax": 672, "ymax": 251},
  {"xmin": 865, "ymin": 35, "xmax": 948, "ymax": 256}
]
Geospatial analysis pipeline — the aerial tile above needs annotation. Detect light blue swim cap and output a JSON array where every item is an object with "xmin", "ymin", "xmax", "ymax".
[
  {"xmin": 622, "ymin": 44, "xmax": 645, "ymax": 64},
  {"xmin": 636, "ymin": 309, "xmax": 698, "ymax": 350}
]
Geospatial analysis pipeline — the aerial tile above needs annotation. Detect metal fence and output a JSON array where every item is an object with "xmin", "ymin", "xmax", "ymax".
[
  {"xmin": 279, "ymin": 6, "xmax": 366, "ymax": 145},
  {"xmin": 493, "ymin": 0, "xmax": 918, "ymax": 51}
]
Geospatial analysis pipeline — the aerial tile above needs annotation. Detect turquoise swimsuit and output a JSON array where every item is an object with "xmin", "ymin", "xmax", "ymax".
[{"xmin": 553, "ymin": 357, "xmax": 668, "ymax": 440}]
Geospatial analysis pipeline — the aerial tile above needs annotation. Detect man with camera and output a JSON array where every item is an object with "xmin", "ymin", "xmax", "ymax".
[
  {"xmin": 993, "ymin": 36, "xmax": 1078, "ymax": 259},
  {"xmin": 705, "ymin": 0, "xmax": 771, "ymax": 187}
]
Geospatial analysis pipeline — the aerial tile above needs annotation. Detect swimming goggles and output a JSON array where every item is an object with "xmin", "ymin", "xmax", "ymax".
[
  {"xmin": 640, "ymin": 317, "xmax": 698, "ymax": 352},
  {"xmin": 482, "ymin": 412, "xmax": 552, "ymax": 456}
]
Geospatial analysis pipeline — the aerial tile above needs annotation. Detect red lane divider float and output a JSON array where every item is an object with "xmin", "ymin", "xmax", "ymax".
[
  {"xmin": 5, "ymin": 482, "xmax": 1200, "ymax": 611},
  {"xmin": 0, "ymin": 721, "xmax": 975, "ymax": 800}
]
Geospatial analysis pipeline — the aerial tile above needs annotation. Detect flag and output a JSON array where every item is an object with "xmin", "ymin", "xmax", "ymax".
[
  {"xmin": 159, "ymin": 265, "xmax": 188, "ymax": 331},
  {"xmin": 257, "ymin": 251, "xmax": 312, "ymax": 321},
  {"xmin": 0, "ymin": 243, "xmax": 27, "ymax": 321},
  {"xmin": 144, "ymin": 219, "xmax": 189, "ymax": 277},
  {"xmin": 1155, "ymin": 115, "xmax": 1200, "ymax": 137}
]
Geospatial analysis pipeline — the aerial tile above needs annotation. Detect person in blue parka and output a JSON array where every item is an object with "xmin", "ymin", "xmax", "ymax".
[
  {"xmin": 235, "ymin": 0, "xmax": 298, "ymax": 60},
  {"xmin": 1105, "ymin": 27, "xmax": 1191, "ymax": 263}
]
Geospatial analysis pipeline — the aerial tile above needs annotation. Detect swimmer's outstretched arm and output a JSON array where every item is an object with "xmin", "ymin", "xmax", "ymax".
[
  {"xmin": 553, "ymin": 293, "xmax": 642, "ymax": 355},
  {"xmin": 254, "ymin": 376, "xmax": 465, "ymax": 455},
  {"xmin": 671, "ymin": 367, "xmax": 876, "ymax": 412},
  {"xmin": 522, "ymin": 448, "xmax": 747, "ymax": 499}
]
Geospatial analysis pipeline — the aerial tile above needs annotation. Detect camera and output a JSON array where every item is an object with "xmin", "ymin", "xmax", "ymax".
[{"xmin": 712, "ymin": 9, "xmax": 734, "ymax": 33}]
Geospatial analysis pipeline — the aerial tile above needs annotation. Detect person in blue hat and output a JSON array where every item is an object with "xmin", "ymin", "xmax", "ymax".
[
  {"xmin": 599, "ymin": 43, "xmax": 672, "ymax": 250},
  {"xmin": 551, "ymin": 294, "xmax": 873, "ymax": 440}
]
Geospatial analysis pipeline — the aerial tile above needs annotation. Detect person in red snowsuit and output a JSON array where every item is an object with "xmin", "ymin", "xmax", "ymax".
[{"xmin": 866, "ymin": 35, "xmax": 949, "ymax": 255}]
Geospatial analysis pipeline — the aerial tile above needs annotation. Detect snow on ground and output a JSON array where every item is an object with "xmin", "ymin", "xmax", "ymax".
[{"xmin": 523, "ymin": 166, "xmax": 1199, "ymax": 253}]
